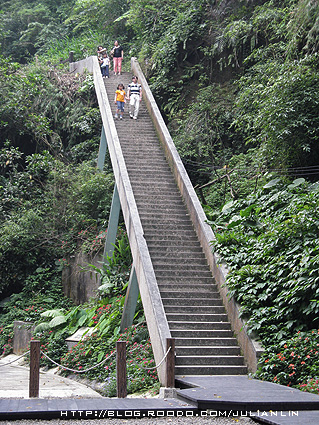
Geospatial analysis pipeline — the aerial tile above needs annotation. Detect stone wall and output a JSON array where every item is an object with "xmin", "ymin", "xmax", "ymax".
[
  {"xmin": 62, "ymin": 252, "xmax": 103, "ymax": 305},
  {"xmin": 13, "ymin": 321, "xmax": 34, "ymax": 355}
]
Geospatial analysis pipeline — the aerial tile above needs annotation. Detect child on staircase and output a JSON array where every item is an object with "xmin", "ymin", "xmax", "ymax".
[
  {"xmin": 100, "ymin": 53, "xmax": 110, "ymax": 78},
  {"xmin": 114, "ymin": 83, "xmax": 126, "ymax": 119}
]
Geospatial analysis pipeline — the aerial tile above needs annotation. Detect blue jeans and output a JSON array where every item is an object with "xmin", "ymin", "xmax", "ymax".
[
  {"xmin": 116, "ymin": 101, "xmax": 125, "ymax": 112},
  {"xmin": 101, "ymin": 65, "xmax": 109, "ymax": 77}
]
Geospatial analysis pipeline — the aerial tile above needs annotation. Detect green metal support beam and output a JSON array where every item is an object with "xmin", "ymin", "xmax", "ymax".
[
  {"xmin": 97, "ymin": 125, "xmax": 139, "ymax": 331},
  {"xmin": 120, "ymin": 267, "xmax": 139, "ymax": 331},
  {"xmin": 97, "ymin": 126, "xmax": 107, "ymax": 171},
  {"xmin": 103, "ymin": 184, "xmax": 120, "ymax": 262},
  {"xmin": 97, "ymin": 125, "xmax": 120, "ymax": 262}
]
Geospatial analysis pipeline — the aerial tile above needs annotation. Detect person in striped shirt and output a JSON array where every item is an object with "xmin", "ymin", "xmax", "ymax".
[{"xmin": 127, "ymin": 76, "xmax": 142, "ymax": 120}]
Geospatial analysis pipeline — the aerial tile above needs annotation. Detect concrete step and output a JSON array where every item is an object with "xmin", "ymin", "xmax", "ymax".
[
  {"xmin": 175, "ymin": 346, "xmax": 241, "ymax": 356},
  {"xmin": 175, "ymin": 365, "xmax": 248, "ymax": 375},
  {"xmin": 139, "ymin": 213, "xmax": 191, "ymax": 222},
  {"xmin": 167, "ymin": 313, "xmax": 228, "ymax": 323},
  {"xmin": 156, "ymin": 273, "xmax": 214, "ymax": 282},
  {"xmin": 168, "ymin": 321, "xmax": 230, "ymax": 330},
  {"xmin": 148, "ymin": 243, "xmax": 203, "ymax": 252},
  {"xmin": 144, "ymin": 231, "xmax": 199, "ymax": 240},
  {"xmin": 154, "ymin": 265, "xmax": 212, "ymax": 273},
  {"xmin": 158, "ymin": 284, "xmax": 216, "ymax": 293},
  {"xmin": 174, "ymin": 337, "xmax": 240, "ymax": 347},
  {"xmin": 152, "ymin": 259, "xmax": 208, "ymax": 268},
  {"xmin": 147, "ymin": 245, "xmax": 203, "ymax": 253},
  {"xmin": 119, "ymin": 128, "xmax": 158, "ymax": 134},
  {"xmin": 123, "ymin": 142, "xmax": 162, "ymax": 148},
  {"xmin": 161, "ymin": 297, "xmax": 222, "ymax": 306},
  {"xmin": 142, "ymin": 224, "xmax": 196, "ymax": 233},
  {"xmin": 127, "ymin": 162, "xmax": 169, "ymax": 170},
  {"xmin": 129, "ymin": 171, "xmax": 174, "ymax": 180},
  {"xmin": 127, "ymin": 166, "xmax": 172, "ymax": 173},
  {"xmin": 172, "ymin": 330, "xmax": 234, "ymax": 339},
  {"xmin": 130, "ymin": 178, "xmax": 177, "ymax": 187},
  {"xmin": 159, "ymin": 290, "xmax": 220, "ymax": 298},
  {"xmin": 165, "ymin": 306, "xmax": 225, "ymax": 315},
  {"xmin": 155, "ymin": 276, "xmax": 215, "ymax": 284},
  {"xmin": 123, "ymin": 149, "xmax": 164, "ymax": 157},
  {"xmin": 139, "ymin": 207, "xmax": 189, "ymax": 217},
  {"xmin": 163, "ymin": 303, "xmax": 223, "ymax": 312},
  {"xmin": 175, "ymin": 355, "xmax": 245, "ymax": 366},
  {"xmin": 145, "ymin": 235, "xmax": 199, "ymax": 244},
  {"xmin": 136, "ymin": 202, "xmax": 185, "ymax": 212},
  {"xmin": 133, "ymin": 191, "xmax": 183, "ymax": 201}
]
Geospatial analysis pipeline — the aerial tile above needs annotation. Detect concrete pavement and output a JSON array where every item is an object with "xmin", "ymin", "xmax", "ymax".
[{"xmin": 0, "ymin": 354, "xmax": 101, "ymax": 399}]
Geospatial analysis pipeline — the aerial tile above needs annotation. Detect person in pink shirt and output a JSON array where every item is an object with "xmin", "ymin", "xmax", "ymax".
[{"xmin": 110, "ymin": 41, "xmax": 124, "ymax": 75}]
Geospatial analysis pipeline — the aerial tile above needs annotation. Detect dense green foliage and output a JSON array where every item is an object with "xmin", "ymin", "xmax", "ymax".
[
  {"xmin": 32, "ymin": 245, "xmax": 158, "ymax": 397},
  {"xmin": 257, "ymin": 330, "xmax": 319, "ymax": 393},
  {"xmin": 0, "ymin": 266, "xmax": 73, "ymax": 355},
  {"xmin": 1, "ymin": 0, "xmax": 319, "ymax": 395},
  {"xmin": 211, "ymin": 177, "xmax": 319, "ymax": 389},
  {"xmin": 211, "ymin": 178, "xmax": 319, "ymax": 343}
]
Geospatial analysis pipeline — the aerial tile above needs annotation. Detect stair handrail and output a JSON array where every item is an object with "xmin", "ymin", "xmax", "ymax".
[
  {"xmin": 70, "ymin": 56, "xmax": 171, "ymax": 384},
  {"xmin": 131, "ymin": 57, "xmax": 263, "ymax": 372}
]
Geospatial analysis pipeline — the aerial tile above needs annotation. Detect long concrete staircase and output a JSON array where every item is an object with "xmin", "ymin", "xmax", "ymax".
[{"xmin": 104, "ymin": 73, "xmax": 247, "ymax": 376}]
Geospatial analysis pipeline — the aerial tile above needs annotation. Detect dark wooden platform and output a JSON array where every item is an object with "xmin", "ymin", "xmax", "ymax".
[
  {"xmin": 176, "ymin": 375, "xmax": 319, "ymax": 425},
  {"xmin": 1, "ymin": 376, "xmax": 319, "ymax": 423},
  {"xmin": 0, "ymin": 397, "xmax": 197, "ymax": 420}
]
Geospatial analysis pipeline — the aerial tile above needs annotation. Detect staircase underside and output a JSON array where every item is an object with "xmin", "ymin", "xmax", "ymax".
[{"xmin": 104, "ymin": 72, "xmax": 247, "ymax": 376}]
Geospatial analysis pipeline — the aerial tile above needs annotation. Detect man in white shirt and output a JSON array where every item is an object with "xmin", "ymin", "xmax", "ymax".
[{"xmin": 127, "ymin": 76, "xmax": 142, "ymax": 120}]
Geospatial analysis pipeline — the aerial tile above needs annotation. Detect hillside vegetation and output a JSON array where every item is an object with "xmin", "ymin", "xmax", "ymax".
[{"xmin": 0, "ymin": 0, "xmax": 319, "ymax": 394}]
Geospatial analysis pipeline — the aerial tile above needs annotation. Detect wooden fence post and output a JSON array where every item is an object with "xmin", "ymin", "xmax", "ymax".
[
  {"xmin": 116, "ymin": 341, "xmax": 127, "ymax": 398},
  {"xmin": 29, "ymin": 340, "xmax": 40, "ymax": 398},
  {"xmin": 69, "ymin": 51, "xmax": 74, "ymax": 63},
  {"xmin": 165, "ymin": 338, "xmax": 175, "ymax": 388}
]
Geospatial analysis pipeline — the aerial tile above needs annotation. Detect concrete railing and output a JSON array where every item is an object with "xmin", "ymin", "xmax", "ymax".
[
  {"xmin": 131, "ymin": 57, "xmax": 263, "ymax": 373},
  {"xmin": 70, "ymin": 57, "xmax": 171, "ymax": 384}
]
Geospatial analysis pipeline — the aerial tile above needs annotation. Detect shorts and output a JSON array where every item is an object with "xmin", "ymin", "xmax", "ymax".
[{"xmin": 116, "ymin": 101, "xmax": 125, "ymax": 112}]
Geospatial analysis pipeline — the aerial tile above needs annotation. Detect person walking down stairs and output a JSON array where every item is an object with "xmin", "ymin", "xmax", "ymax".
[
  {"xmin": 114, "ymin": 83, "xmax": 126, "ymax": 120},
  {"xmin": 127, "ymin": 76, "xmax": 142, "ymax": 120}
]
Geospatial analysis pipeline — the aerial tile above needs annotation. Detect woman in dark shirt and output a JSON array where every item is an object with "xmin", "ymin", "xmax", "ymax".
[{"xmin": 111, "ymin": 40, "xmax": 123, "ymax": 75}]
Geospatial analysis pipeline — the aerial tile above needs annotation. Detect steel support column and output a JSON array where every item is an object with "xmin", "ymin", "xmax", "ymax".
[
  {"xmin": 97, "ymin": 126, "xmax": 107, "ymax": 171},
  {"xmin": 120, "ymin": 267, "xmax": 139, "ymax": 331},
  {"xmin": 98, "ymin": 125, "xmax": 139, "ymax": 330},
  {"xmin": 103, "ymin": 184, "xmax": 120, "ymax": 262}
]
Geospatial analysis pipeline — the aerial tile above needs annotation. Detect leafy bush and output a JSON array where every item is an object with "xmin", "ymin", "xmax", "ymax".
[
  {"xmin": 211, "ymin": 177, "xmax": 319, "ymax": 345},
  {"xmin": 88, "ymin": 230, "xmax": 132, "ymax": 298},
  {"xmin": 234, "ymin": 56, "xmax": 319, "ymax": 169},
  {"xmin": 211, "ymin": 177, "xmax": 319, "ymax": 391},
  {"xmin": 59, "ymin": 322, "xmax": 158, "ymax": 397},
  {"xmin": 0, "ymin": 267, "xmax": 73, "ymax": 356},
  {"xmin": 257, "ymin": 330, "xmax": 319, "ymax": 391}
]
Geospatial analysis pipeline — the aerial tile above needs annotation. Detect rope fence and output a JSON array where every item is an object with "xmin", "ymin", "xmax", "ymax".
[
  {"xmin": 0, "ymin": 350, "xmax": 30, "ymax": 368},
  {"xmin": 40, "ymin": 350, "xmax": 116, "ymax": 374},
  {"xmin": 4, "ymin": 338, "xmax": 175, "ymax": 398},
  {"xmin": 127, "ymin": 346, "xmax": 171, "ymax": 371}
]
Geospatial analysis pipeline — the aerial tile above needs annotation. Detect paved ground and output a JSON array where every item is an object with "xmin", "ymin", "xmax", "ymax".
[
  {"xmin": 0, "ymin": 355, "xmax": 101, "ymax": 399},
  {"xmin": 0, "ymin": 355, "xmax": 256, "ymax": 423}
]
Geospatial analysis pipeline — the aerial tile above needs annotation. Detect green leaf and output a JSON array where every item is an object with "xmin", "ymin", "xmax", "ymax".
[
  {"xmin": 34, "ymin": 322, "xmax": 51, "ymax": 333},
  {"xmin": 263, "ymin": 178, "xmax": 281, "ymax": 189},
  {"xmin": 240, "ymin": 204, "xmax": 256, "ymax": 217},
  {"xmin": 49, "ymin": 315, "xmax": 67, "ymax": 328},
  {"xmin": 78, "ymin": 313, "xmax": 88, "ymax": 327},
  {"xmin": 288, "ymin": 178, "xmax": 305, "ymax": 189},
  {"xmin": 40, "ymin": 309, "xmax": 64, "ymax": 318},
  {"xmin": 222, "ymin": 200, "xmax": 234, "ymax": 212},
  {"xmin": 97, "ymin": 351, "xmax": 104, "ymax": 362}
]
